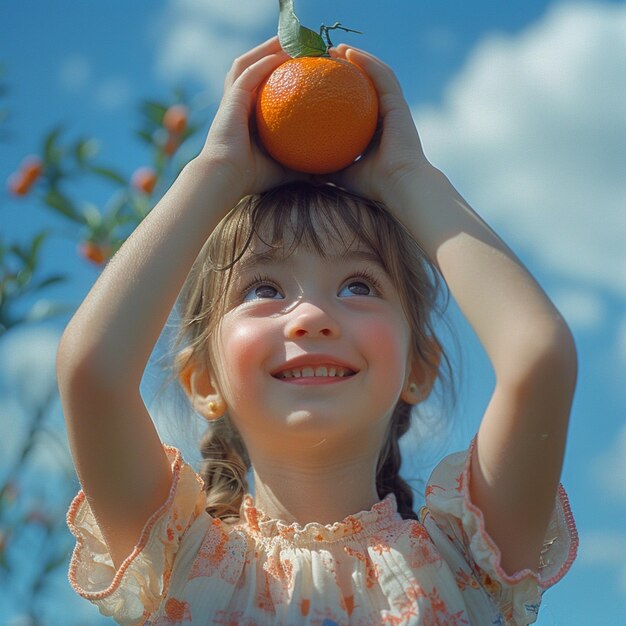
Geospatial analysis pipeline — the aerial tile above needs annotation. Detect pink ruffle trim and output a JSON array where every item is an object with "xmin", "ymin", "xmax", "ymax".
[
  {"xmin": 66, "ymin": 445, "xmax": 200, "ymax": 600},
  {"xmin": 242, "ymin": 492, "xmax": 401, "ymax": 545},
  {"xmin": 461, "ymin": 436, "xmax": 579, "ymax": 589}
]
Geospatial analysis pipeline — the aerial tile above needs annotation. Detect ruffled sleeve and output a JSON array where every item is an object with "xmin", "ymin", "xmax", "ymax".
[
  {"xmin": 419, "ymin": 437, "xmax": 578, "ymax": 625},
  {"xmin": 66, "ymin": 445, "xmax": 206, "ymax": 626}
]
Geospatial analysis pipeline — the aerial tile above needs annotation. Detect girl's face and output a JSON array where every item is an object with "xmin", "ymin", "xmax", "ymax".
[{"xmin": 211, "ymin": 233, "xmax": 415, "ymax": 456}]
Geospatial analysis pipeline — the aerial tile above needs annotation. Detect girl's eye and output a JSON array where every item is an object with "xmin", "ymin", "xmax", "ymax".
[
  {"xmin": 338, "ymin": 278, "xmax": 377, "ymax": 297},
  {"xmin": 243, "ymin": 283, "xmax": 283, "ymax": 302}
]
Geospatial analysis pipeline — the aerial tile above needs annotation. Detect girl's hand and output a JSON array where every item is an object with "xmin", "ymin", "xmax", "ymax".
[
  {"xmin": 199, "ymin": 37, "xmax": 302, "ymax": 196},
  {"xmin": 326, "ymin": 45, "xmax": 431, "ymax": 203}
]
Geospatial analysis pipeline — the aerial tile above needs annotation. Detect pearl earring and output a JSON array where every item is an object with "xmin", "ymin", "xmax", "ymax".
[{"xmin": 408, "ymin": 383, "xmax": 418, "ymax": 395}]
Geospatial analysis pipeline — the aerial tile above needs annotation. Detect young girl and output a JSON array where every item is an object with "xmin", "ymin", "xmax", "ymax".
[{"xmin": 58, "ymin": 38, "xmax": 578, "ymax": 625}]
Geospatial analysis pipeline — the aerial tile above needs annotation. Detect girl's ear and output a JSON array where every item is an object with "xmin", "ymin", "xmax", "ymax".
[
  {"xmin": 401, "ymin": 340, "xmax": 442, "ymax": 405},
  {"xmin": 177, "ymin": 348, "xmax": 227, "ymax": 420}
]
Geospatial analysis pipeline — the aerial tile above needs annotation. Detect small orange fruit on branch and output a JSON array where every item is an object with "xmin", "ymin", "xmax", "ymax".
[
  {"xmin": 7, "ymin": 172, "xmax": 31, "ymax": 196},
  {"xmin": 163, "ymin": 104, "xmax": 188, "ymax": 135},
  {"xmin": 131, "ymin": 166, "xmax": 158, "ymax": 195},
  {"xmin": 161, "ymin": 104, "xmax": 188, "ymax": 157},
  {"xmin": 6, "ymin": 155, "xmax": 44, "ymax": 196},
  {"xmin": 21, "ymin": 156, "xmax": 44, "ymax": 185},
  {"xmin": 78, "ymin": 241, "xmax": 111, "ymax": 266},
  {"xmin": 255, "ymin": 0, "xmax": 378, "ymax": 175}
]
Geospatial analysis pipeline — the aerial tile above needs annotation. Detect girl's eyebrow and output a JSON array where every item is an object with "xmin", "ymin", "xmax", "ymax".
[
  {"xmin": 338, "ymin": 250, "xmax": 388, "ymax": 272},
  {"xmin": 236, "ymin": 249, "xmax": 387, "ymax": 275},
  {"xmin": 235, "ymin": 249, "xmax": 282, "ymax": 274}
]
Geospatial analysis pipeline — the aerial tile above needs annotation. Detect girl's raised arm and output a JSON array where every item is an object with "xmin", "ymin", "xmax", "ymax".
[
  {"xmin": 329, "ymin": 46, "xmax": 577, "ymax": 576},
  {"xmin": 57, "ymin": 38, "xmax": 291, "ymax": 568}
]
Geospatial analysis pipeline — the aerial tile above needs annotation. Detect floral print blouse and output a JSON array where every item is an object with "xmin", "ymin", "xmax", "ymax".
[{"xmin": 67, "ymin": 439, "xmax": 577, "ymax": 625}]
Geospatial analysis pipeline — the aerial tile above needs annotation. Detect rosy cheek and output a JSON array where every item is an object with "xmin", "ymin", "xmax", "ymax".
[
  {"xmin": 360, "ymin": 316, "xmax": 408, "ymax": 364},
  {"xmin": 217, "ymin": 319, "xmax": 270, "ymax": 391},
  {"xmin": 224, "ymin": 322, "xmax": 263, "ymax": 357}
]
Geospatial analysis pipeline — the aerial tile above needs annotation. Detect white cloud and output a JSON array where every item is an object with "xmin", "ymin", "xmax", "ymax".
[
  {"xmin": 154, "ymin": 0, "xmax": 275, "ymax": 96},
  {"xmin": 579, "ymin": 530, "xmax": 626, "ymax": 565},
  {"xmin": 618, "ymin": 317, "xmax": 626, "ymax": 366},
  {"xmin": 58, "ymin": 55, "xmax": 91, "ymax": 92},
  {"xmin": 550, "ymin": 286, "xmax": 605, "ymax": 331},
  {"xmin": 0, "ymin": 326, "xmax": 60, "ymax": 410},
  {"xmin": 94, "ymin": 76, "xmax": 133, "ymax": 111},
  {"xmin": 174, "ymin": 0, "xmax": 274, "ymax": 29},
  {"xmin": 414, "ymin": 2, "xmax": 626, "ymax": 297},
  {"xmin": 0, "ymin": 327, "xmax": 71, "ymax": 479},
  {"xmin": 578, "ymin": 529, "xmax": 626, "ymax": 593},
  {"xmin": 58, "ymin": 55, "xmax": 130, "ymax": 111},
  {"xmin": 422, "ymin": 26, "xmax": 458, "ymax": 55},
  {"xmin": 593, "ymin": 423, "xmax": 626, "ymax": 503}
]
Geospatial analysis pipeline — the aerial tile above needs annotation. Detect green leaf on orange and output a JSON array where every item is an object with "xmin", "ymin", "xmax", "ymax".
[{"xmin": 278, "ymin": 0, "xmax": 327, "ymax": 58}]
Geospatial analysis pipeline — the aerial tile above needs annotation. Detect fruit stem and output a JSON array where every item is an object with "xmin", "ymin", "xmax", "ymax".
[{"xmin": 319, "ymin": 22, "xmax": 363, "ymax": 50}]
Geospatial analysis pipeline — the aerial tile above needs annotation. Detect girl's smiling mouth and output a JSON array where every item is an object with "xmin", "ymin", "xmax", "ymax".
[
  {"xmin": 274, "ymin": 365, "xmax": 356, "ymax": 380},
  {"xmin": 271, "ymin": 357, "xmax": 358, "ymax": 382}
]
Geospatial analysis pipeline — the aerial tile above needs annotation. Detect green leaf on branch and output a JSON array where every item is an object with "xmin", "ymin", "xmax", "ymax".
[
  {"xmin": 44, "ymin": 189, "xmax": 84, "ymax": 223},
  {"xmin": 43, "ymin": 126, "xmax": 64, "ymax": 165},
  {"xmin": 84, "ymin": 165, "xmax": 127, "ymax": 186},
  {"xmin": 140, "ymin": 100, "xmax": 167, "ymax": 125},
  {"xmin": 25, "ymin": 299, "xmax": 70, "ymax": 323},
  {"xmin": 278, "ymin": 0, "xmax": 328, "ymax": 58},
  {"xmin": 30, "ymin": 231, "xmax": 49, "ymax": 263},
  {"xmin": 103, "ymin": 193, "xmax": 131, "ymax": 228},
  {"xmin": 15, "ymin": 267, "xmax": 33, "ymax": 289},
  {"xmin": 81, "ymin": 203, "xmax": 103, "ymax": 230},
  {"xmin": 74, "ymin": 138, "xmax": 100, "ymax": 164},
  {"xmin": 135, "ymin": 129, "xmax": 155, "ymax": 146},
  {"xmin": 43, "ymin": 549, "xmax": 72, "ymax": 575},
  {"xmin": 7, "ymin": 232, "xmax": 46, "ymax": 273},
  {"xmin": 8, "ymin": 244, "xmax": 30, "ymax": 268},
  {"xmin": 154, "ymin": 149, "xmax": 167, "ymax": 173},
  {"xmin": 32, "ymin": 275, "xmax": 65, "ymax": 290}
]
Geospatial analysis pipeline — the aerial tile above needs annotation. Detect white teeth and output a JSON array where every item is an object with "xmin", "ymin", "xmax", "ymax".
[{"xmin": 278, "ymin": 366, "xmax": 353, "ymax": 379}]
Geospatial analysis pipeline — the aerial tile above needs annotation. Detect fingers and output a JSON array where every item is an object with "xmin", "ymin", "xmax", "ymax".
[
  {"xmin": 224, "ymin": 36, "xmax": 287, "ymax": 90},
  {"xmin": 330, "ymin": 45, "xmax": 404, "ymax": 103},
  {"xmin": 232, "ymin": 50, "xmax": 289, "ymax": 95}
]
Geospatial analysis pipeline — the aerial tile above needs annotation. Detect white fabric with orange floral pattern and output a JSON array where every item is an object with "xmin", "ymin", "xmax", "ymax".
[{"xmin": 67, "ymin": 442, "xmax": 577, "ymax": 625}]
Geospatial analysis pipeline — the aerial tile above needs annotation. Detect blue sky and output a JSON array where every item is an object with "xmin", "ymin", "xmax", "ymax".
[{"xmin": 1, "ymin": 1, "xmax": 625, "ymax": 624}]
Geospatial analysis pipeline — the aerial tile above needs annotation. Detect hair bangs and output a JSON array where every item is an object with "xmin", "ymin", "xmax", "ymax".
[{"xmin": 210, "ymin": 183, "xmax": 396, "ymax": 274}]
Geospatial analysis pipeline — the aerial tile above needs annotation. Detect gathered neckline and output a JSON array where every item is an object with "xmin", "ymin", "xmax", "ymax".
[{"xmin": 239, "ymin": 493, "xmax": 401, "ymax": 545}]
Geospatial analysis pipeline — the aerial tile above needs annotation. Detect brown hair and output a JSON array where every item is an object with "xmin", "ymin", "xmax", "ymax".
[{"xmin": 174, "ymin": 181, "xmax": 452, "ymax": 521}]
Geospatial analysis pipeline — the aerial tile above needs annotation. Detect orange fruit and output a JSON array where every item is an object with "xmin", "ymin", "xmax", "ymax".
[
  {"xmin": 255, "ymin": 57, "xmax": 378, "ymax": 174},
  {"xmin": 163, "ymin": 104, "xmax": 188, "ymax": 135},
  {"xmin": 7, "ymin": 156, "xmax": 44, "ymax": 196},
  {"xmin": 131, "ymin": 166, "xmax": 158, "ymax": 195},
  {"xmin": 163, "ymin": 132, "xmax": 180, "ymax": 156},
  {"xmin": 7, "ymin": 172, "xmax": 30, "ymax": 196},
  {"xmin": 78, "ymin": 241, "xmax": 110, "ymax": 265},
  {"xmin": 21, "ymin": 156, "xmax": 44, "ymax": 185}
]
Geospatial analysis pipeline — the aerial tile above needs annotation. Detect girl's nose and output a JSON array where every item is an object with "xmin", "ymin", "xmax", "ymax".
[{"xmin": 284, "ymin": 302, "xmax": 341, "ymax": 339}]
